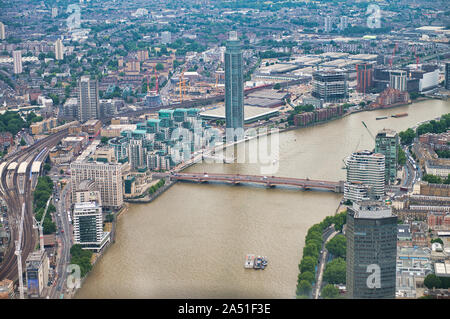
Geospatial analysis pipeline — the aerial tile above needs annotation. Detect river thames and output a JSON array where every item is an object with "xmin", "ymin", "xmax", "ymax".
[{"xmin": 76, "ymin": 99, "xmax": 449, "ymax": 298}]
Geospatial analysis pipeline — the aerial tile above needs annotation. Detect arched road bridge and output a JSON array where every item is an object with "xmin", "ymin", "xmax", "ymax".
[{"xmin": 168, "ymin": 172, "xmax": 345, "ymax": 193}]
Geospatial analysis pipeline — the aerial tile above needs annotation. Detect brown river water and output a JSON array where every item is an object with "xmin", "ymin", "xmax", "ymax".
[{"xmin": 76, "ymin": 99, "xmax": 449, "ymax": 298}]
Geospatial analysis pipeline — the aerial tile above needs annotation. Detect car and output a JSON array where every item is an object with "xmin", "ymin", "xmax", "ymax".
[{"xmin": 61, "ymin": 230, "xmax": 64, "ymax": 233}]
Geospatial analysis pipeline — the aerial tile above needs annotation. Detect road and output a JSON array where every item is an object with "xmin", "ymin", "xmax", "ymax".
[
  {"xmin": 48, "ymin": 181, "xmax": 72, "ymax": 299},
  {"xmin": 313, "ymin": 226, "xmax": 338, "ymax": 299},
  {"xmin": 170, "ymin": 172, "xmax": 342, "ymax": 192}
]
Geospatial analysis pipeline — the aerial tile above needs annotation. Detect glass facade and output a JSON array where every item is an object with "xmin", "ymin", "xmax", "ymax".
[
  {"xmin": 78, "ymin": 215, "xmax": 98, "ymax": 243},
  {"xmin": 346, "ymin": 204, "xmax": 397, "ymax": 299},
  {"xmin": 375, "ymin": 130, "xmax": 399, "ymax": 184},
  {"xmin": 225, "ymin": 34, "xmax": 244, "ymax": 137}
]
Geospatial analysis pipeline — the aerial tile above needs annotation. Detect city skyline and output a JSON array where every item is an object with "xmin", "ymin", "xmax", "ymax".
[{"xmin": 0, "ymin": 0, "xmax": 449, "ymax": 304}]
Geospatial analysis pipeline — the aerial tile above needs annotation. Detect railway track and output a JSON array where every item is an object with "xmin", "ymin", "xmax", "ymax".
[{"xmin": 0, "ymin": 130, "xmax": 68, "ymax": 282}]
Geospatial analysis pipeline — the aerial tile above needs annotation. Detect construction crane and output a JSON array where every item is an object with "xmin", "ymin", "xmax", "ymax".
[
  {"xmin": 413, "ymin": 46, "xmax": 419, "ymax": 69},
  {"xmin": 33, "ymin": 196, "xmax": 52, "ymax": 253},
  {"xmin": 178, "ymin": 71, "xmax": 187, "ymax": 102},
  {"xmin": 343, "ymin": 133, "xmax": 363, "ymax": 169},
  {"xmin": 362, "ymin": 121, "xmax": 376, "ymax": 141},
  {"xmin": 15, "ymin": 203, "xmax": 26, "ymax": 299},
  {"xmin": 389, "ymin": 43, "xmax": 398, "ymax": 69}
]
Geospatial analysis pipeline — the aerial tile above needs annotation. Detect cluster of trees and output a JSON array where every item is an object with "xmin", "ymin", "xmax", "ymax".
[
  {"xmin": 323, "ymin": 257, "xmax": 346, "ymax": 285},
  {"xmin": 417, "ymin": 114, "xmax": 450, "ymax": 136},
  {"xmin": 70, "ymin": 244, "xmax": 93, "ymax": 278},
  {"xmin": 399, "ymin": 114, "xmax": 450, "ymax": 146},
  {"xmin": 341, "ymin": 26, "xmax": 392, "ymax": 36},
  {"xmin": 33, "ymin": 176, "xmax": 56, "ymax": 234},
  {"xmin": 0, "ymin": 72, "xmax": 15, "ymax": 89},
  {"xmin": 436, "ymin": 149, "xmax": 450, "ymax": 159},
  {"xmin": 399, "ymin": 128, "xmax": 415, "ymax": 145},
  {"xmin": 410, "ymin": 92, "xmax": 425, "ymax": 100},
  {"xmin": 325, "ymin": 234, "xmax": 346, "ymax": 259},
  {"xmin": 398, "ymin": 146, "xmax": 406, "ymax": 165},
  {"xmin": 296, "ymin": 211, "xmax": 347, "ymax": 298},
  {"xmin": 431, "ymin": 238, "xmax": 443, "ymax": 245},
  {"xmin": 258, "ymin": 50, "xmax": 291, "ymax": 59},
  {"xmin": 422, "ymin": 174, "xmax": 450, "ymax": 185},
  {"xmin": 290, "ymin": 18, "xmax": 319, "ymax": 28},
  {"xmin": 149, "ymin": 179, "xmax": 166, "ymax": 195},
  {"xmin": 0, "ymin": 112, "xmax": 26, "ymax": 135},
  {"xmin": 424, "ymin": 274, "xmax": 450, "ymax": 289},
  {"xmin": 287, "ymin": 104, "xmax": 315, "ymax": 126},
  {"xmin": 321, "ymin": 284, "xmax": 340, "ymax": 299}
]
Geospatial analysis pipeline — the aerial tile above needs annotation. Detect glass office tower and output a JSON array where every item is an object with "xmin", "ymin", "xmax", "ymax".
[
  {"xmin": 224, "ymin": 31, "xmax": 244, "ymax": 141},
  {"xmin": 346, "ymin": 201, "xmax": 397, "ymax": 299}
]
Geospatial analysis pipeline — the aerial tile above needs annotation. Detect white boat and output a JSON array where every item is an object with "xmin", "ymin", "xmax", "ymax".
[{"xmin": 244, "ymin": 254, "xmax": 255, "ymax": 268}]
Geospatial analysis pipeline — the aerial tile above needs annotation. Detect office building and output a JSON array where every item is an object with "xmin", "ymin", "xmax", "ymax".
[
  {"xmin": 312, "ymin": 70, "xmax": 348, "ymax": 103},
  {"xmin": 346, "ymin": 201, "xmax": 397, "ymax": 299},
  {"xmin": 55, "ymin": 39, "xmax": 64, "ymax": 60},
  {"xmin": 356, "ymin": 63, "xmax": 373, "ymax": 94},
  {"xmin": 13, "ymin": 50, "xmax": 22, "ymax": 74},
  {"xmin": 339, "ymin": 16, "xmax": 349, "ymax": 31},
  {"xmin": 73, "ymin": 201, "xmax": 110, "ymax": 251},
  {"xmin": 444, "ymin": 61, "xmax": 450, "ymax": 90},
  {"xmin": 26, "ymin": 250, "xmax": 49, "ymax": 298},
  {"xmin": 161, "ymin": 31, "xmax": 171, "ymax": 44},
  {"xmin": 0, "ymin": 22, "xmax": 5, "ymax": 40},
  {"xmin": 70, "ymin": 161, "xmax": 123, "ymax": 209},
  {"xmin": 77, "ymin": 76, "xmax": 99, "ymax": 122},
  {"xmin": 324, "ymin": 16, "xmax": 332, "ymax": 33},
  {"xmin": 224, "ymin": 31, "xmax": 244, "ymax": 140},
  {"xmin": 375, "ymin": 129, "xmax": 399, "ymax": 184},
  {"xmin": 389, "ymin": 70, "xmax": 407, "ymax": 92},
  {"xmin": 345, "ymin": 150, "xmax": 385, "ymax": 200}
]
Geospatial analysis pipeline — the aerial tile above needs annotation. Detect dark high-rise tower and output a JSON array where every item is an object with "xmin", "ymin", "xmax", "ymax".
[
  {"xmin": 346, "ymin": 201, "xmax": 397, "ymax": 299},
  {"xmin": 445, "ymin": 61, "xmax": 450, "ymax": 90},
  {"xmin": 224, "ymin": 31, "xmax": 244, "ymax": 140}
]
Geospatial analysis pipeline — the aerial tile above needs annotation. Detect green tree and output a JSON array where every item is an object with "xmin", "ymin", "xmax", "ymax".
[
  {"xmin": 321, "ymin": 284, "xmax": 339, "ymax": 299},
  {"xmin": 325, "ymin": 234, "xmax": 346, "ymax": 259},
  {"xmin": 422, "ymin": 174, "xmax": 443, "ymax": 184},
  {"xmin": 424, "ymin": 274, "xmax": 441, "ymax": 289},
  {"xmin": 155, "ymin": 63, "xmax": 164, "ymax": 71},
  {"xmin": 296, "ymin": 280, "xmax": 312, "ymax": 297},
  {"xmin": 398, "ymin": 147, "xmax": 406, "ymax": 165},
  {"xmin": 399, "ymin": 128, "xmax": 415, "ymax": 145},
  {"xmin": 20, "ymin": 138, "xmax": 26, "ymax": 146},
  {"xmin": 323, "ymin": 257, "xmax": 346, "ymax": 284},
  {"xmin": 43, "ymin": 163, "xmax": 51, "ymax": 173},
  {"xmin": 303, "ymin": 242, "xmax": 320, "ymax": 259},
  {"xmin": 273, "ymin": 83, "xmax": 281, "ymax": 90},
  {"xmin": 431, "ymin": 238, "xmax": 443, "ymax": 245},
  {"xmin": 299, "ymin": 256, "xmax": 317, "ymax": 273},
  {"xmin": 298, "ymin": 271, "xmax": 315, "ymax": 284}
]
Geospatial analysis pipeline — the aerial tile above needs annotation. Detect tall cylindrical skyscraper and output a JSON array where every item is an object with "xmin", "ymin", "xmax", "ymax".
[{"xmin": 224, "ymin": 31, "xmax": 244, "ymax": 140}]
